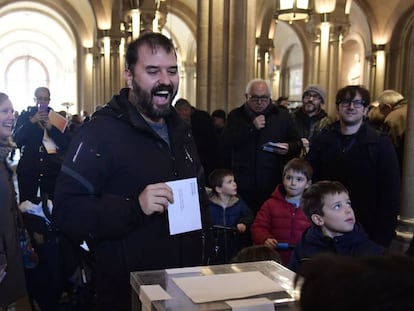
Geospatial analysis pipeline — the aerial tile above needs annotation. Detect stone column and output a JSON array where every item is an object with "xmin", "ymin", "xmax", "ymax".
[
  {"xmin": 196, "ymin": 0, "xmax": 257, "ymax": 112},
  {"xmin": 110, "ymin": 38, "xmax": 121, "ymax": 94},
  {"xmin": 80, "ymin": 47, "xmax": 94, "ymax": 114},
  {"xmin": 196, "ymin": 0, "xmax": 209, "ymax": 110},
  {"xmin": 372, "ymin": 45, "xmax": 386, "ymax": 99},
  {"xmin": 308, "ymin": 9, "xmax": 348, "ymax": 118},
  {"xmin": 326, "ymin": 25, "xmax": 344, "ymax": 112},
  {"xmin": 226, "ymin": 0, "xmax": 256, "ymax": 111},
  {"xmin": 399, "ymin": 33, "xmax": 414, "ymax": 221}
]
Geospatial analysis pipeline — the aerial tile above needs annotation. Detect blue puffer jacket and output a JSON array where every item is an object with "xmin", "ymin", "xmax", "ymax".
[
  {"xmin": 208, "ymin": 194, "xmax": 253, "ymax": 263},
  {"xmin": 289, "ymin": 222, "xmax": 383, "ymax": 272}
]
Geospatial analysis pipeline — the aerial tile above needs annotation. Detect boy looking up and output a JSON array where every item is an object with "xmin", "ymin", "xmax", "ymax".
[
  {"xmin": 251, "ymin": 158, "xmax": 312, "ymax": 265},
  {"xmin": 208, "ymin": 169, "xmax": 254, "ymax": 263},
  {"xmin": 289, "ymin": 181, "xmax": 383, "ymax": 272}
]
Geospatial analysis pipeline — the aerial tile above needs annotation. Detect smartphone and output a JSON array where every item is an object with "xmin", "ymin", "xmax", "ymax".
[{"xmin": 39, "ymin": 102, "xmax": 48, "ymax": 113}]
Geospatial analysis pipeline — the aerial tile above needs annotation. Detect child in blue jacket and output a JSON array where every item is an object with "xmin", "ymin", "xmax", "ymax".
[
  {"xmin": 289, "ymin": 180, "xmax": 383, "ymax": 272},
  {"xmin": 208, "ymin": 169, "xmax": 253, "ymax": 263}
]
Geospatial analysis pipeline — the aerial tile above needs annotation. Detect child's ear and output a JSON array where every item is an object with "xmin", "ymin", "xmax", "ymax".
[
  {"xmin": 305, "ymin": 179, "xmax": 312, "ymax": 189},
  {"xmin": 311, "ymin": 214, "xmax": 324, "ymax": 226},
  {"xmin": 215, "ymin": 185, "xmax": 222, "ymax": 194}
]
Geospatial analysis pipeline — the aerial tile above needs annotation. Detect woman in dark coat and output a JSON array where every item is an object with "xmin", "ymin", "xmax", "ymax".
[{"xmin": 0, "ymin": 93, "xmax": 27, "ymax": 309}]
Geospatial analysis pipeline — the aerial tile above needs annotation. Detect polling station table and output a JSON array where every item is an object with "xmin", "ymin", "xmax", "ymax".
[{"xmin": 131, "ymin": 260, "xmax": 300, "ymax": 311}]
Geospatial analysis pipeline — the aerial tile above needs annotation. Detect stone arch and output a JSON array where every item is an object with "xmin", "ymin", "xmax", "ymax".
[{"xmin": 0, "ymin": 0, "xmax": 97, "ymax": 112}]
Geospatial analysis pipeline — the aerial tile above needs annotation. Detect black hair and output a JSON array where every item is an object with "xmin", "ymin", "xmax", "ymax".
[
  {"xmin": 283, "ymin": 157, "xmax": 313, "ymax": 181},
  {"xmin": 335, "ymin": 85, "xmax": 370, "ymax": 107},
  {"xmin": 125, "ymin": 32, "xmax": 176, "ymax": 70},
  {"xmin": 301, "ymin": 180, "xmax": 348, "ymax": 220},
  {"xmin": 208, "ymin": 169, "xmax": 234, "ymax": 194}
]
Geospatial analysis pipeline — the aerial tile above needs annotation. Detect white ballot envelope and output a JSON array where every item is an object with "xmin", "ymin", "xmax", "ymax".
[{"xmin": 165, "ymin": 177, "xmax": 202, "ymax": 235}]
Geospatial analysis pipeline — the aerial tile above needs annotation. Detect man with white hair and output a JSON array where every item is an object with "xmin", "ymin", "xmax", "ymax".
[
  {"xmin": 377, "ymin": 89, "xmax": 408, "ymax": 172},
  {"xmin": 221, "ymin": 78, "xmax": 302, "ymax": 214}
]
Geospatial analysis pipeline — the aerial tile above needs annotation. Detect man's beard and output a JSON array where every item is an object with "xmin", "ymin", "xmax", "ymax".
[
  {"xmin": 303, "ymin": 102, "xmax": 319, "ymax": 115},
  {"xmin": 130, "ymin": 81, "xmax": 176, "ymax": 120}
]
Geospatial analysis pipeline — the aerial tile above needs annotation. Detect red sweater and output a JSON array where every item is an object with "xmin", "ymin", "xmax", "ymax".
[{"xmin": 251, "ymin": 184, "xmax": 311, "ymax": 265}]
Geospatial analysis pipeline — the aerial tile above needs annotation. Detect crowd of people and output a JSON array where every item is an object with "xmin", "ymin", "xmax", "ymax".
[{"xmin": 0, "ymin": 31, "xmax": 412, "ymax": 311}]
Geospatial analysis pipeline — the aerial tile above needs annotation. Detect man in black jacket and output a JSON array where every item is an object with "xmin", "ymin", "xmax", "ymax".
[
  {"xmin": 306, "ymin": 85, "xmax": 400, "ymax": 248},
  {"xmin": 13, "ymin": 87, "xmax": 70, "ymax": 202},
  {"xmin": 221, "ymin": 79, "xmax": 302, "ymax": 214},
  {"xmin": 53, "ymin": 33, "xmax": 212, "ymax": 311}
]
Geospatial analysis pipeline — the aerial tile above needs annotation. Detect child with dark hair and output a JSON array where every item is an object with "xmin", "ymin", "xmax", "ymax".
[
  {"xmin": 288, "ymin": 180, "xmax": 383, "ymax": 272},
  {"xmin": 208, "ymin": 169, "xmax": 254, "ymax": 263},
  {"xmin": 251, "ymin": 158, "xmax": 312, "ymax": 265}
]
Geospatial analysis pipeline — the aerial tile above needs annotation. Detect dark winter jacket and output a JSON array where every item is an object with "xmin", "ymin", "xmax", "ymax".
[
  {"xmin": 251, "ymin": 185, "xmax": 311, "ymax": 265},
  {"xmin": 306, "ymin": 121, "xmax": 400, "ymax": 247},
  {"xmin": 292, "ymin": 108, "xmax": 332, "ymax": 140},
  {"xmin": 208, "ymin": 193, "xmax": 253, "ymax": 263},
  {"xmin": 0, "ymin": 161, "xmax": 26, "ymax": 307},
  {"xmin": 288, "ymin": 223, "xmax": 383, "ymax": 272},
  {"xmin": 53, "ymin": 88, "xmax": 212, "ymax": 310},
  {"xmin": 221, "ymin": 104, "xmax": 302, "ymax": 210},
  {"xmin": 13, "ymin": 106, "xmax": 70, "ymax": 176},
  {"xmin": 189, "ymin": 108, "xmax": 222, "ymax": 181}
]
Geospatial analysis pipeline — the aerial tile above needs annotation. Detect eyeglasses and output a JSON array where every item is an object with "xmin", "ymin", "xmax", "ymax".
[
  {"xmin": 303, "ymin": 92, "xmax": 322, "ymax": 101},
  {"xmin": 35, "ymin": 97, "xmax": 50, "ymax": 102},
  {"xmin": 248, "ymin": 95, "xmax": 270, "ymax": 103},
  {"xmin": 339, "ymin": 100, "xmax": 365, "ymax": 109}
]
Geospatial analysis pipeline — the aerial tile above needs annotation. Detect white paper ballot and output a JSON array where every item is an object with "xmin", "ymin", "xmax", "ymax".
[
  {"xmin": 166, "ymin": 177, "xmax": 202, "ymax": 235},
  {"xmin": 172, "ymin": 271, "xmax": 285, "ymax": 303}
]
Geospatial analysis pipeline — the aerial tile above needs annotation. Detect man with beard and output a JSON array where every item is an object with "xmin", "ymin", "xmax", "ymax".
[
  {"xmin": 52, "ymin": 33, "xmax": 213, "ymax": 311},
  {"xmin": 306, "ymin": 85, "xmax": 400, "ymax": 249},
  {"xmin": 292, "ymin": 85, "xmax": 332, "ymax": 154}
]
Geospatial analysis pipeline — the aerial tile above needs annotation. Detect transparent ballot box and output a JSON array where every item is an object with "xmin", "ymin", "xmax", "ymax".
[{"xmin": 131, "ymin": 260, "xmax": 299, "ymax": 311}]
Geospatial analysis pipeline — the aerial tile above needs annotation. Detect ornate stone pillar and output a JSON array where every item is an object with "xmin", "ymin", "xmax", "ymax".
[
  {"xmin": 110, "ymin": 38, "xmax": 122, "ymax": 94},
  {"xmin": 372, "ymin": 44, "xmax": 386, "ymax": 99},
  {"xmin": 395, "ymin": 30, "xmax": 414, "ymax": 249},
  {"xmin": 256, "ymin": 38, "xmax": 273, "ymax": 80},
  {"xmin": 81, "ymin": 47, "xmax": 95, "ymax": 114},
  {"xmin": 99, "ymin": 30, "xmax": 112, "ymax": 103},
  {"xmin": 180, "ymin": 61, "xmax": 196, "ymax": 106},
  {"xmin": 227, "ymin": 0, "xmax": 256, "ymax": 111},
  {"xmin": 196, "ymin": 0, "xmax": 209, "ymax": 110}
]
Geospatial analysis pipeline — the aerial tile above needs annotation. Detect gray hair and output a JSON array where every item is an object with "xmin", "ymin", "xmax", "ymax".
[{"xmin": 245, "ymin": 79, "xmax": 272, "ymax": 97}]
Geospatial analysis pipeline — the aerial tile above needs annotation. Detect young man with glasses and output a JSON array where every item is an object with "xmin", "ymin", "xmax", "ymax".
[
  {"xmin": 292, "ymin": 85, "xmax": 332, "ymax": 153},
  {"xmin": 306, "ymin": 85, "xmax": 400, "ymax": 249},
  {"xmin": 221, "ymin": 78, "xmax": 302, "ymax": 214}
]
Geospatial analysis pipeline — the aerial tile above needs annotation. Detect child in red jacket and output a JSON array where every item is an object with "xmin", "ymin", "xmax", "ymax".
[{"xmin": 251, "ymin": 158, "xmax": 312, "ymax": 265}]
